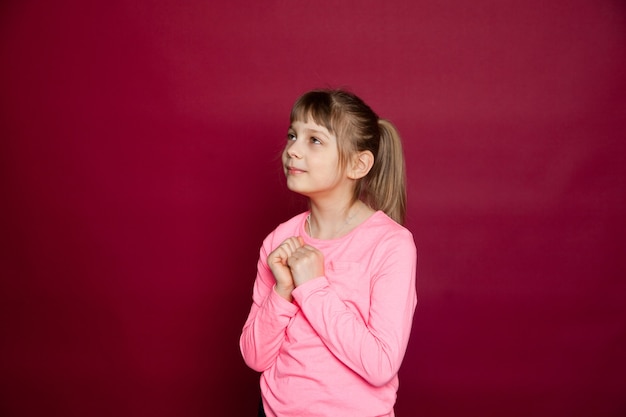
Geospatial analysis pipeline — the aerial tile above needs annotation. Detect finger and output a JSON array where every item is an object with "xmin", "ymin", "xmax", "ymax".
[
  {"xmin": 299, "ymin": 245, "xmax": 321, "ymax": 255},
  {"xmin": 278, "ymin": 247, "xmax": 291, "ymax": 265},
  {"xmin": 286, "ymin": 237, "xmax": 300, "ymax": 252},
  {"xmin": 282, "ymin": 237, "xmax": 304, "ymax": 254},
  {"xmin": 271, "ymin": 242, "xmax": 294, "ymax": 261},
  {"xmin": 273, "ymin": 240, "xmax": 296, "ymax": 265},
  {"xmin": 289, "ymin": 236, "xmax": 305, "ymax": 250}
]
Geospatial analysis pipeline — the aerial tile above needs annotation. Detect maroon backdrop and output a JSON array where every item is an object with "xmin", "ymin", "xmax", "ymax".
[{"xmin": 1, "ymin": 1, "xmax": 625, "ymax": 416}]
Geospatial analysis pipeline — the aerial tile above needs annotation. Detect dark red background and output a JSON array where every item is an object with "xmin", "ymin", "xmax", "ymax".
[{"xmin": 1, "ymin": 1, "xmax": 625, "ymax": 416}]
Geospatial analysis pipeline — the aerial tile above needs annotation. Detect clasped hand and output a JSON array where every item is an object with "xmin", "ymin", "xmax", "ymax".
[{"xmin": 267, "ymin": 236, "xmax": 324, "ymax": 300}]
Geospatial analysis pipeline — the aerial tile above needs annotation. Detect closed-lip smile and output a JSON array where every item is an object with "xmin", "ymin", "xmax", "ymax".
[{"xmin": 286, "ymin": 165, "xmax": 306, "ymax": 174}]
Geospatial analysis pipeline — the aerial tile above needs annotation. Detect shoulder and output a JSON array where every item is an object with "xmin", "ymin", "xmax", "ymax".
[
  {"xmin": 357, "ymin": 212, "xmax": 417, "ymax": 275},
  {"xmin": 262, "ymin": 211, "xmax": 309, "ymax": 248},
  {"xmin": 356, "ymin": 211, "xmax": 417, "ymax": 261},
  {"xmin": 361, "ymin": 211, "xmax": 415, "ymax": 244}
]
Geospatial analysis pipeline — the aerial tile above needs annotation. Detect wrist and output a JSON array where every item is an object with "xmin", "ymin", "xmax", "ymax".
[{"xmin": 274, "ymin": 284, "xmax": 294, "ymax": 302}]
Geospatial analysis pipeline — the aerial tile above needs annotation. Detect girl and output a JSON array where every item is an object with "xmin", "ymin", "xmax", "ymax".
[{"xmin": 240, "ymin": 89, "xmax": 417, "ymax": 417}]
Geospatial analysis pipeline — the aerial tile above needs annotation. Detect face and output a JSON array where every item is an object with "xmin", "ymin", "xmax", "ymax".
[{"xmin": 282, "ymin": 120, "xmax": 351, "ymax": 199}]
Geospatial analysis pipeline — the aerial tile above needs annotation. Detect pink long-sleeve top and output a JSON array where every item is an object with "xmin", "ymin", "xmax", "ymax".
[{"xmin": 240, "ymin": 210, "xmax": 417, "ymax": 417}]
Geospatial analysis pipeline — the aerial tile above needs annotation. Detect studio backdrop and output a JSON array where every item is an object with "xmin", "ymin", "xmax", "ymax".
[{"xmin": 1, "ymin": 1, "xmax": 625, "ymax": 416}]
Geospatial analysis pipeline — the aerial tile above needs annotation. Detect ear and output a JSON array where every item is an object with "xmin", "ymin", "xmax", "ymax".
[{"xmin": 347, "ymin": 150, "xmax": 374, "ymax": 180}]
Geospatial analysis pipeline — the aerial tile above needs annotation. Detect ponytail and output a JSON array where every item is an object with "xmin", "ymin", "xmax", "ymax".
[{"xmin": 364, "ymin": 119, "xmax": 407, "ymax": 225}]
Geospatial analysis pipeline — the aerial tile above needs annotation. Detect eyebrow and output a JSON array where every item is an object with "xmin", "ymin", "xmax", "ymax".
[{"xmin": 289, "ymin": 125, "xmax": 331, "ymax": 138}]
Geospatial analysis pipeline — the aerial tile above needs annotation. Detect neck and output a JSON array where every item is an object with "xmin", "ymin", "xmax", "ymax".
[{"xmin": 307, "ymin": 199, "xmax": 367, "ymax": 240}]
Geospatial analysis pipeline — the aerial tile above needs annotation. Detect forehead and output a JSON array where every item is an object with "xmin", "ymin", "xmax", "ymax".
[{"xmin": 291, "ymin": 105, "xmax": 335, "ymax": 132}]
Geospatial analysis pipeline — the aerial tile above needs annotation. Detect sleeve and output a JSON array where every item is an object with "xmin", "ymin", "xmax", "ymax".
[
  {"xmin": 239, "ymin": 234, "xmax": 299, "ymax": 372},
  {"xmin": 291, "ymin": 230, "xmax": 417, "ymax": 387}
]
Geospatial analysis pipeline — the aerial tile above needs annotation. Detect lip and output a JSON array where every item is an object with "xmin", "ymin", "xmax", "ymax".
[{"xmin": 286, "ymin": 166, "xmax": 306, "ymax": 175}]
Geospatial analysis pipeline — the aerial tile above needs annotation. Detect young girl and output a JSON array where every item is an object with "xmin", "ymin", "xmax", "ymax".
[{"xmin": 240, "ymin": 89, "xmax": 417, "ymax": 417}]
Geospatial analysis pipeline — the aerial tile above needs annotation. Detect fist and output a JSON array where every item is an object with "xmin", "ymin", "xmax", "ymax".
[
  {"xmin": 267, "ymin": 237, "xmax": 305, "ymax": 299},
  {"xmin": 287, "ymin": 244, "xmax": 325, "ymax": 287}
]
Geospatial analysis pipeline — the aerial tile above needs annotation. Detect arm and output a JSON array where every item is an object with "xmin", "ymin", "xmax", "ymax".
[
  {"xmin": 292, "ymin": 232, "xmax": 417, "ymax": 386},
  {"xmin": 239, "ymin": 241, "xmax": 299, "ymax": 372}
]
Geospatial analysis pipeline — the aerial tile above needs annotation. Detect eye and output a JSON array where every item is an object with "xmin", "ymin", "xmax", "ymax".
[
  {"xmin": 287, "ymin": 133, "xmax": 296, "ymax": 141},
  {"xmin": 310, "ymin": 137, "xmax": 322, "ymax": 145}
]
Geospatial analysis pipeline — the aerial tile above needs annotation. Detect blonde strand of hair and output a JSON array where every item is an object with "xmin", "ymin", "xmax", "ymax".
[{"xmin": 367, "ymin": 119, "xmax": 407, "ymax": 224}]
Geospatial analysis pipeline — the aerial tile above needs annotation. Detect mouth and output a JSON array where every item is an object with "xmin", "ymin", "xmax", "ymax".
[{"xmin": 286, "ymin": 166, "xmax": 306, "ymax": 175}]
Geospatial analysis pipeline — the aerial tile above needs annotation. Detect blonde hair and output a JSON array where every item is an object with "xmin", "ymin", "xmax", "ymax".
[{"xmin": 290, "ymin": 89, "xmax": 407, "ymax": 224}]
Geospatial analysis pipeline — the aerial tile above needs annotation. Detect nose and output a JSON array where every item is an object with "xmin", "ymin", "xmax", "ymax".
[{"xmin": 286, "ymin": 140, "xmax": 303, "ymax": 159}]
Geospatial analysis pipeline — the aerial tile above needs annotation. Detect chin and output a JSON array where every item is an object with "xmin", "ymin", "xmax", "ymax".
[
  {"xmin": 286, "ymin": 183, "xmax": 303, "ymax": 193},
  {"xmin": 285, "ymin": 182, "xmax": 310, "ymax": 197}
]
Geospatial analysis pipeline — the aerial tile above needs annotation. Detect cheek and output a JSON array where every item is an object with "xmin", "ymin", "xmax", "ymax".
[{"xmin": 281, "ymin": 149, "xmax": 293, "ymax": 175}]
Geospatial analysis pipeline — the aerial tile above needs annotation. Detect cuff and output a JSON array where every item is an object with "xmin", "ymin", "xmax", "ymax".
[
  {"xmin": 292, "ymin": 276, "xmax": 329, "ymax": 305},
  {"xmin": 269, "ymin": 284, "xmax": 299, "ymax": 316}
]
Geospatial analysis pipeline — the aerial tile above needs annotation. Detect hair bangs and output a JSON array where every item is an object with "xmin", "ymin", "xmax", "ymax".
[{"xmin": 290, "ymin": 91, "xmax": 336, "ymax": 134}]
